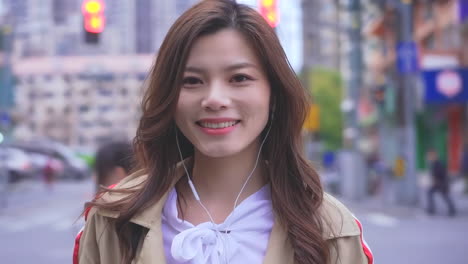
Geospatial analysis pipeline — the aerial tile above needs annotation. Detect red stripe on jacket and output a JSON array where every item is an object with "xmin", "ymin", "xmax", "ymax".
[
  {"xmin": 73, "ymin": 183, "xmax": 117, "ymax": 264},
  {"xmin": 355, "ymin": 218, "xmax": 374, "ymax": 264}
]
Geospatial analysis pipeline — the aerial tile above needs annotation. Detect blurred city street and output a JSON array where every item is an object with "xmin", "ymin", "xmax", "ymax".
[
  {"xmin": 341, "ymin": 182, "xmax": 468, "ymax": 264},
  {"xmin": 0, "ymin": 177, "xmax": 467, "ymax": 264},
  {"xmin": 0, "ymin": 179, "xmax": 94, "ymax": 264},
  {"xmin": 0, "ymin": 0, "xmax": 467, "ymax": 262}
]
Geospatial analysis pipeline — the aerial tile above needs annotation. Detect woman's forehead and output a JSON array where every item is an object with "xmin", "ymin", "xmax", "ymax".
[{"xmin": 184, "ymin": 29, "xmax": 262, "ymax": 71}]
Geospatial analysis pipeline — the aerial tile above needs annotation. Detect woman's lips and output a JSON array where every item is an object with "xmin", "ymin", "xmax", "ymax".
[{"xmin": 196, "ymin": 120, "xmax": 241, "ymax": 135}]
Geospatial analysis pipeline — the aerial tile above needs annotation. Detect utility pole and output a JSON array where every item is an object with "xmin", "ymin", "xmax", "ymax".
[
  {"xmin": 339, "ymin": 0, "xmax": 366, "ymax": 200},
  {"xmin": 396, "ymin": 0, "xmax": 418, "ymax": 205},
  {"xmin": 0, "ymin": 11, "xmax": 14, "ymax": 143}
]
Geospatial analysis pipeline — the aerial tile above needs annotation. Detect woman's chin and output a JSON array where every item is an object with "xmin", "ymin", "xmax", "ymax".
[{"xmin": 196, "ymin": 145, "xmax": 241, "ymax": 159}]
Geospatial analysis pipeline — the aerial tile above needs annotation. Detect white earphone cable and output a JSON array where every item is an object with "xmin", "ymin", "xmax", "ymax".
[{"xmin": 175, "ymin": 117, "xmax": 273, "ymax": 263}]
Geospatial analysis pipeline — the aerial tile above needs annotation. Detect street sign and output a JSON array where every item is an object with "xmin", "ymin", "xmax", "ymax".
[
  {"xmin": 397, "ymin": 41, "xmax": 419, "ymax": 74},
  {"xmin": 423, "ymin": 68, "xmax": 468, "ymax": 103},
  {"xmin": 459, "ymin": 0, "xmax": 468, "ymax": 22},
  {"xmin": 0, "ymin": 111, "xmax": 10, "ymax": 126}
]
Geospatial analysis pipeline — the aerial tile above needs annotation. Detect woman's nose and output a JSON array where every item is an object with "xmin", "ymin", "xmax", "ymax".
[{"xmin": 201, "ymin": 83, "xmax": 231, "ymax": 111}]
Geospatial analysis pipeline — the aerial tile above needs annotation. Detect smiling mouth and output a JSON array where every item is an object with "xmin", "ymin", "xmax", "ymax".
[{"xmin": 196, "ymin": 120, "xmax": 241, "ymax": 129}]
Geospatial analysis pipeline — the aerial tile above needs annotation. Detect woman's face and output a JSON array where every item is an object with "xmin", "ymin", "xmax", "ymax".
[{"xmin": 175, "ymin": 29, "xmax": 271, "ymax": 158}]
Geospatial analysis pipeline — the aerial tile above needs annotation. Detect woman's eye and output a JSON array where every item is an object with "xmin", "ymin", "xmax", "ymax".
[
  {"xmin": 182, "ymin": 77, "xmax": 202, "ymax": 86},
  {"xmin": 230, "ymin": 74, "xmax": 252, "ymax": 83}
]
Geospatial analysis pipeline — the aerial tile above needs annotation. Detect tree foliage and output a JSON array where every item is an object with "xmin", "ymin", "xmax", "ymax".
[{"xmin": 305, "ymin": 68, "xmax": 343, "ymax": 151}]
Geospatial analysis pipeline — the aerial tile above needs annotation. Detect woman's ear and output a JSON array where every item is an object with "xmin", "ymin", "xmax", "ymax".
[{"xmin": 270, "ymin": 100, "xmax": 276, "ymax": 120}]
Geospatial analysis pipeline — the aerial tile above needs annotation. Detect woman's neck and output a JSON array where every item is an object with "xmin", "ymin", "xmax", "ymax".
[{"xmin": 189, "ymin": 141, "xmax": 267, "ymax": 206}]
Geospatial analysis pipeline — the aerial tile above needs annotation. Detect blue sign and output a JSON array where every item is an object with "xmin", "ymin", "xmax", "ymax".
[
  {"xmin": 397, "ymin": 42, "xmax": 419, "ymax": 74},
  {"xmin": 460, "ymin": 0, "xmax": 468, "ymax": 22},
  {"xmin": 423, "ymin": 68, "xmax": 468, "ymax": 103}
]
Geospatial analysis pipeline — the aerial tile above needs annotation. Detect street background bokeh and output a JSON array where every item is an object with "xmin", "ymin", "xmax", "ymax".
[{"xmin": 1, "ymin": 0, "xmax": 467, "ymax": 263}]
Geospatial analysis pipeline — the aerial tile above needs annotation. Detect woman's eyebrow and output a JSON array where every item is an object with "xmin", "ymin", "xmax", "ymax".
[
  {"xmin": 224, "ymin": 62, "xmax": 258, "ymax": 71},
  {"xmin": 184, "ymin": 62, "xmax": 259, "ymax": 74},
  {"xmin": 184, "ymin": 66, "xmax": 204, "ymax": 74}
]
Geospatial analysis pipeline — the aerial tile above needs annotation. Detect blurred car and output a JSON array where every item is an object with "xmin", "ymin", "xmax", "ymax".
[
  {"xmin": 7, "ymin": 141, "xmax": 90, "ymax": 180},
  {"xmin": 0, "ymin": 146, "xmax": 34, "ymax": 182}
]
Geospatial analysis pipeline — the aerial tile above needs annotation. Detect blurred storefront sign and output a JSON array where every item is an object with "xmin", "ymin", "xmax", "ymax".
[
  {"xmin": 423, "ymin": 68, "xmax": 468, "ymax": 103},
  {"xmin": 420, "ymin": 53, "xmax": 459, "ymax": 70},
  {"xmin": 459, "ymin": 0, "xmax": 468, "ymax": 22}
]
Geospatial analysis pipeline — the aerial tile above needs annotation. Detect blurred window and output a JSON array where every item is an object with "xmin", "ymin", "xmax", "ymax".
[
  {"xmin": 121, "ymin": 88, "xmax": 128, "ymax": 96},
  {"xmin": 44, "ymin": 74, "xmax": 52, "ymax": 82},
  {"xmin": 95, "ymin": 135, "xmax": 109, "ymax": 144},
  {"xmin": 98, "ymin": 105, "xmax": 113, "ymax": 112},
  {"xmin": 79, "ymin": 136, "xmax": 87, "ymax": 145},
  {"xmin": 80, "ymin": 121, "xmax": 93, "ymax": 128},
  {"xmin": 7, "ymin": 0, "xmax": 28, "ymax": 24},
  {"xmin": 81, "ymin": 89, "xmax": 90, "ymax": 96},
  {"xmin": 136, "ymin": 0, "xmax": 153, "ymax": 53},
  {"xmin": 52, "ymin": 0, "xmax": 76, "ymax": 25},
  {"xmin": 64, "ymin": 89, "xmax": 72, "ymax": 97},
  {"xmin": 98, "ymin": 89, "xmax": 112, "ymax": 96},
  {"xmin": 27, "ymin": 75, "xmax": 35, "ymax": 84},
  {"xmin": 63, "ymin": 74, "xmax": 71, "ymax": 83},
  {"xmin": 137, "ymin": 73, "xmax": 147, "ymax": 81},
  {"xmin": 101, "ymin": 120, "xmax": 112, "ymax": 128},
  {"xmin": 64, "ymin": 106, "xmax": 71, "ymax": 114},
  {"xmin": 28, "ymin": 91, "xmax": 37, "ymax": 100},
  {"xmin": 43, "ymin": 91, "xmax": 55, "ymax": 98},
  {"xmin": 423, "ymin": 3, "xmax": 433, "ymax": 21},
  {"xmin": 79, "ymin": 105, "xmax": 90, "ymax": 113}
]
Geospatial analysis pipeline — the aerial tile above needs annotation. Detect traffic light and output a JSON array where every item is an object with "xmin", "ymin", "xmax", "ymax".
[
  {"xmin": 259, "ymin": 0, "xmax": 279, "ymax": 28},
  {"xmin": 82, "ymin": 0, "xmax": 105, "ymax": 44}
]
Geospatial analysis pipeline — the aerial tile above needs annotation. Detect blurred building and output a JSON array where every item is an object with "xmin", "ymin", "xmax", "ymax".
[
  {"xmin": 1, "ymin": 0, "xmax": 197, "ymax": 149},
  {"xmin": 12, "ymin": 55, "xmax": 152, "ymax": 147},
  {"xmin": 302, "ymin": 0, "xmax": 341, "ymax": 70},
  {"xmin": 4, "ymin": 0, "xmax": 198, "ymax": 57},
  {"xmin": 2, "ymin": 0, "xmax": 305, "ymax": 149}
]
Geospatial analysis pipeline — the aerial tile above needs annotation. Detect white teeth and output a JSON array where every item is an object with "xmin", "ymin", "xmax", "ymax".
[{"xmin": 200, "ymin": 121, "xmax": 238, "ymax": 129}]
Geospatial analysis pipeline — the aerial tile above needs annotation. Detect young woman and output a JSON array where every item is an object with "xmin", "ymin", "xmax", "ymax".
[{"xmin": 75, "ymin": 1, "xmax": 373, "ymax": 263}]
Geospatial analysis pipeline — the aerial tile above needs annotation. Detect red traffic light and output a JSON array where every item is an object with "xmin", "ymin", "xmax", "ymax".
[
  {"xmin": 82, "ymin": 0, "xmax": 105, "ymax": 33},
  {"xmin": 259, "ymin": 0, "xmax": 280, "ymax": 28}
]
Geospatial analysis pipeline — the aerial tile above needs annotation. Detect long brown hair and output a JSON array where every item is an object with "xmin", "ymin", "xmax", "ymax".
[{"xmin": 86, "ymin": 0, "xmax": 328, "ymax": 263}]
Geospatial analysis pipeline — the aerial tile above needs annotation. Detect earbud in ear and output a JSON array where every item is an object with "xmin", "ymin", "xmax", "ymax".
[{"xmin": 270, "ymin": 103, "xmax": 276, "ymax": 120}]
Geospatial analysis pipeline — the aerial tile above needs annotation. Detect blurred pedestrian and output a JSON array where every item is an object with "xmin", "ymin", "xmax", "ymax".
[
  {"xmin": 75, "ymin": 1, "xmax": 373, "ymax": 264},
  {"xmin": 426, "ymin": 149, "xmax": 456, "ymax": 216},
  {"xmin": 461, "ymin": 143, "xmax": 468, "ymax": 194},
  {"xmin": 43, "ymin": 157, "xmax": 59, "ymax": 192},
  {"xmin": 93, "ymin": 141, "xmax": 133, "ymax": 193}
]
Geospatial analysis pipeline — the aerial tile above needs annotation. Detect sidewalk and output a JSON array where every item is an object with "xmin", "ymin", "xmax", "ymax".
[{"xmin": 332, "ymin": 176, "xmax": 468, "ymax": 219}]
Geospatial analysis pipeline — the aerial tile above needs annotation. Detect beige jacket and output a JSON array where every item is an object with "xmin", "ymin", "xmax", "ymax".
[{"xmin": 77, "ymin": 170, "xmax": 372, "ymax": 264}]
